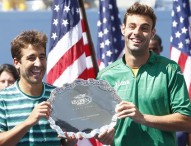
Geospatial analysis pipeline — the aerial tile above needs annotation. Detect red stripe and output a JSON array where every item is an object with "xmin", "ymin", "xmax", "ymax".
[
  {"xmin": 47, "ymin": 38, "xmax": 84, "ymax": 84},
  {"xmin": 178, "ymin": 52, "xmax": 187, "ymax": 72},
  {"xmin": 81, "ymin": 19, "xmax": 86, "ymax": 33},
  {"xmin": 89, "ymin": 138, "xmax": 103, "ymax": 146},
  {"xmin": 78, "ymin": 67, "xmax": 96, "ymax": 79}
]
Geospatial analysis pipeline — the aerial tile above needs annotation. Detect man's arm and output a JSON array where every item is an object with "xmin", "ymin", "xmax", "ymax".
[
  {"xmin": 116, "ymin": 101, "xmax": 191, "ymax": 132},
  {"xmin": 0, "ymin": 101, "xmax": 51, "ymax": 145}
]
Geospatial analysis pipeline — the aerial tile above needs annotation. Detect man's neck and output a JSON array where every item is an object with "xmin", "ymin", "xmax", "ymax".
[
  {"xmin": 18, "ymin": 79, "xmax": 43, "ymax": 96},
  {"xmin": 125, "ymin": 51, "xmax": 150, "ymax": 68}
]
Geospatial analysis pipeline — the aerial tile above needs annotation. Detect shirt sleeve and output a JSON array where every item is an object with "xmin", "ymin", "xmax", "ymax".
[
  {"xmin": 168, "ymin": 64, "xmax": 191, "ymax": 116},
  {"xmin": 0, "ymin": 94, "xmax": 7, "ymax": 132}
]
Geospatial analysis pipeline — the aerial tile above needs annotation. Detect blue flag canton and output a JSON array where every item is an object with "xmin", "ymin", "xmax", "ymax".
[
  {"xmin": 171, "ymin": 0, "xmax": 191, "ymax": 56},
  {"xmin": 97, "ymin": 0, "xmax": 124, "ymax": 66},
  {"xmin": 49, "ymin": 0, "xmax": 80, "ymax": 51}
]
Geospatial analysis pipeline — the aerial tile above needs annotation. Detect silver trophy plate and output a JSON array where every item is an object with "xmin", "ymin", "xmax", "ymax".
[{"xmin": 48, "ymin": 79, "xmax": 121, "ymax": 138}]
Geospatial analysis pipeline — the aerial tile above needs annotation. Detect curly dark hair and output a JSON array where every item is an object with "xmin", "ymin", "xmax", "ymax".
[{"xmin": 11, "ymin": 30, "xmax": 47, "ymax": 62}]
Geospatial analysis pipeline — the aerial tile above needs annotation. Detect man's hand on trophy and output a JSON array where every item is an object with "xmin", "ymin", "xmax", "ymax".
[{"xmin": 95, "ymin": 128, "xmax": 115, "ymax": 145}]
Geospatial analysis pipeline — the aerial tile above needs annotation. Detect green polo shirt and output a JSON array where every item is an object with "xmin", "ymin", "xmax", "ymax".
[{"xmin": 97, "ymin": 52, "xmax": 191, "ymax": 146}]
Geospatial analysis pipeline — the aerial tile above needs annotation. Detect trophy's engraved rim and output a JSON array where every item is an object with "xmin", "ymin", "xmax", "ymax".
[{"xmin": 48, "ymin": 78, "xmax": 121, "ymax": 138}]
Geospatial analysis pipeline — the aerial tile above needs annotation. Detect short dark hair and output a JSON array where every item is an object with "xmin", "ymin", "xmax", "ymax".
[
  {"xmin": 152, "ymin": 34, "xmax": 162, "ymax": 46},
  {"xmin": 123, "ymin": 2, "xmax": 156, "ymax": 29},
  {"xmin": 0, "ymin": 64, "xmax": 19, "ymax": 80}
]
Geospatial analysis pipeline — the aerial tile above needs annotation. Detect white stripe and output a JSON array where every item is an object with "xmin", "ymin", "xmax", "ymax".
[
  {"xmin": 86, "ymin": 56, "xmax": 93, "ymax": 69},
  {"xmin": 83, "ymin": 32, "xmax": 88, "ymax": 45},
  {"xmin": 77, "ymin": 138, "xmax": 93, "ymax": 146},
  {"xmin": 170, "ymin": 47, "xmax": 181, "ymax": 62},
  {"xmin": 53, "ymin": 53, "xmax": 89, "ymax": 87},
  {"xmin": 47, "ymin": 21, "xmax": 83, "ymax": 74},
  {"xmin": 183, "ymin": 56, "xmax": 191, "ymax": 91}
]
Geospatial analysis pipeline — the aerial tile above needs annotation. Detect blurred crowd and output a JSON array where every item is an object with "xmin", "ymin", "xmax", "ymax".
[{"xmin": 0, "ymin": 0, "xmax": 175, "ymax": 11}]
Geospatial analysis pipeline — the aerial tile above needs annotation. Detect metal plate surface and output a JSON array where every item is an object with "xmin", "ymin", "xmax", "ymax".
[{"xmin": 48, "ymin": 79, "xmax": 121, "ymax": 138}]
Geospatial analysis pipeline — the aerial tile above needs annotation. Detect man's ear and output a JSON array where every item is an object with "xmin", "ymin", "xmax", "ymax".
[
  {"xmin": 121, "ymin": 24, "xmax": 125, "ymax": 35},
  {"xmin": 13, "ymin": 58, "xmax": 20, "ymax": 70},
  {"xmin": 151, "ymin": 28, "xmax": 156, "ymax": 39}
]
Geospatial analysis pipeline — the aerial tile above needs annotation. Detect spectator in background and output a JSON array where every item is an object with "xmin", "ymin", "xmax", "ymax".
[
  {"xmin": 148, "ymin": 34, "xmax": 163, "ymax": 55},
  {"xmin": 83, "ymin": 0, "xmax": 95, "ymax": 8},
  {"xmin": 2, "ymin": 0, "xmax": 26, "ymax": 11},
  {"xmin": 0, "ymin": 63, "xmax": 19, "ymax": 90}
]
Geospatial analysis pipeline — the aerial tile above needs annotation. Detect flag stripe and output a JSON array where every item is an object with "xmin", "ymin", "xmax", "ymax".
[
  {"xmin": 170, "ymin": 0, "xmax": 191, "ymax": 98},
  {"xmin": 47, "ymin": 38, "xmax": 84, "ymax": 84},
  {"xmin": 47, "ymin": 0, "xmax": 97, "ymax": 87},
  {"xmin": 52, "ymin": 53, "xmax": 89, "ymax": 86},
  {"xmin": 47, "ymin": 22, "xmax": 83, "ymax": 73},
  {"xmin": 178, "ymin": 52, "xmax": 187, "ymax": 72}
]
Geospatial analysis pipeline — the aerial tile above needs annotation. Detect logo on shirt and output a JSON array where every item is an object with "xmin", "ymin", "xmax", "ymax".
[
  {"xmin": 177, "ymin": 71, "xmax": 183, "ymax": 76},
  {"xmin": 114, "ymin": 80, "xmax": 130, "ymax": 88}
]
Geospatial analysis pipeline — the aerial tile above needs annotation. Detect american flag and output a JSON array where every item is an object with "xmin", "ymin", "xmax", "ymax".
[
  {"xmin": 46, "ymin": 0, "xmax": 98, "ymax": 87},
  {"xmin": 46, "ymin": 0, "xmax": 102, "ymax": 145},
  {"xmin": 170, "ymin": 0, "xmax": 191, "ymax": 98},
  {"xmin": 97, "ymin": 0, "xmax": 124, "ymax": 69}
]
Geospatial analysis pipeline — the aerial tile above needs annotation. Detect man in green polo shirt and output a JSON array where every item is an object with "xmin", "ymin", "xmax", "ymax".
[{"xmin": 97, "ymin": 2, "xmax": 191, "ymax": 146}]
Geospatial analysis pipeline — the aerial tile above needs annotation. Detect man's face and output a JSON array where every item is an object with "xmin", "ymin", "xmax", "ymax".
[
  {"xmin": 0, "ymin": 71, "xmax": 15, "ymax": 90},
  {"xmin": 121, "ymin": 14, "xmax": 155, "ymax": 55},
  {"xmin": 14, "ymin": 44, "xmax": 46, "ymax": 85},
  {"xmin": 149, "ymin": 39, "xmax": 162, "ymax": 55}
]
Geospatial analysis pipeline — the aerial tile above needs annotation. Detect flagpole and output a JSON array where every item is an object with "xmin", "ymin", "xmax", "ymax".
[{"xmin": 78, "ymin": 0, "xmax": 99, "ymax": 76}]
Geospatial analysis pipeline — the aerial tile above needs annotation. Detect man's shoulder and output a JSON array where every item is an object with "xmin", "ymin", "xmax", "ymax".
[
  {"xmin": 44, "ymin": 82, "xmax": 56, "ymax": 88},
  {"xmin": 97, "ymin": 59, "xmax": 123, "ymax": 78},
  {"xmin": 151, "ymin": 54, "xmax": 180, "ymax": 71}
]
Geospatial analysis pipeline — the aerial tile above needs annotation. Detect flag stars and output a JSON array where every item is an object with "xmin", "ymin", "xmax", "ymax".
[
  {"xmin": 183, "ymin": 2, "xmax": 186, "ymax": 8},
  {"xmin": 54, "ymin": 5, "xmax": 59, "ymax": 12},
  {"xmin": 109, "ymin": 4, "xmax": 113, "ymax": 9},
  {"xmin": 106, "ymin": 50, "xmax": 112, "ymax": 57},
  {"xmin": 111, "ymin": 16, "xmax": 114, "ymax": 21},
  {"xmin": 53, "ymin": 19, "xmax": 58, "ymax": 26},
  {"xmin": 97, "ymin": 20, "xmax": 102, "ymax": 27},
  {"xmin": 62, "ymin": 19, "xmax": 69, "ymax": 27},
  {"xmin": 176, "ymin": 5, "xmax": 181, "ymax": 12},
  {"xmin": 180, "ymin": 16, "xmax": 184, "ymax": 23},
  {"xmin": 108, "ymin": 61, "xmax": 112, "ymax": 65},
  {"xmin": 51, "ymin": 33, "xmax": 57, "ymax": 40},
  {"xmin": 170, "ymin": 36, "xmax": 173, "ymax": 42},
  {"xmin": 103, "ymin": 18, "xmax": 107, "ymax": 23},
  {"xmin": 105, "ymin": 39, "xmax": 111, "ymax": 46},
  {"xmin": 171, "ymin": 10, "xmax": 174, "ymax": 17},
  {"xmin": 172, "ymin": 20, "xmax": 178, "ymax": 27},
  {"xmin": 104, "ymin": 28, "xmax": 109, "ymax": 34},
  {"xmin": 76, "ymin": 8, "xmax": 80, "ymax": 14},
  {"xmin": 178, "ymin": 42, "xmax": 183, "ymax": 49},
  {"xmin": 185, "ymin": 38, "xmax": 190, "ymax": 44},
  {"xmin": 112, "ymin": 27, "xmax": 116, "ymax": 31},
  {"xmin": 64, "ymin": 6, "xmax": 70, "ymax": 12},
  {"xmin": 98, "ymin": 31, "xmax": 104, "ymax": 38},
  {"xmin": 182, "ymin": 27, "xmax": 187, "ymax": 34},
  {"xmin": 102, "ymin": 7, "xmax": 106, "ymax": 13},
  {"xmin": 102, "ymin": 54, "xmax": 105, "ymax": 59},
  {"xmin": 175, "ymin": 31, "xmax": 181, "ymax": 38},
  {"xmin": 100, "ymin": 42, "xmax": 105, "ymax": 48}
]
